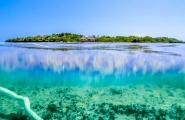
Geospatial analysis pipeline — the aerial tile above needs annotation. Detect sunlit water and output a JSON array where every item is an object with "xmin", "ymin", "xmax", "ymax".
[{"xmin": 0, "ymin": 42, "xmax": 185, "ymax": 119}]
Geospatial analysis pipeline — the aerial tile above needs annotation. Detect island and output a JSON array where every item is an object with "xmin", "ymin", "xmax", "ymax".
[{"xmin": 6, "ymin": 32, "xmax": 183, "ymax": 43}]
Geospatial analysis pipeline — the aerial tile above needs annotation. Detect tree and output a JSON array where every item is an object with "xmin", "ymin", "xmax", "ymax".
[{"xmin": 5, "ymin": 33, "xmax": 183, "ymax": 43}]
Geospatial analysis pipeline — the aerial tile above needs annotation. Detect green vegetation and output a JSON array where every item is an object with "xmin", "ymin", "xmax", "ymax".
[
  {"xmin": 6, "ymin": 33, "xmax": 83, "ymax": 42},
  {"xmin": 6, "ymin": 32, "xmax": 183, "ymax": 43},
  {"xmin": 96, "ymin": 36, "xmax": 183, "ymax": 43}
]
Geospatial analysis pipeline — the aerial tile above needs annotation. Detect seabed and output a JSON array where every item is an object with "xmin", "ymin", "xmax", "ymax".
[{"xmin": 1, "ymin": 84, "xmax": 185, "ymax": 120}]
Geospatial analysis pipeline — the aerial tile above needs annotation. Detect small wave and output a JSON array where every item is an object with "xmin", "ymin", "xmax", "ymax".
[{"xmin": 31, "ymin": 43, "xmax": 49, "ymax": 48}]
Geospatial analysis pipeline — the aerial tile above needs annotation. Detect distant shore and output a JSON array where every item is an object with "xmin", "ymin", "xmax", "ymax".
[{"xmin": 6, "ymin": 32, "xmax": 184, "ymax": 43}]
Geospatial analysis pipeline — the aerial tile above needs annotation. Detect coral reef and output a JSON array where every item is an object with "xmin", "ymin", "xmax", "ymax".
[{"xmin": 1, "ymin": 85, "xmax": 185, "ymax": 120}]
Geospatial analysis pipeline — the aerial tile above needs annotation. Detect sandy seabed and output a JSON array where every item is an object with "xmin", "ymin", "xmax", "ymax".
[{"xmin": 1, "ymin": 84, "xmax": 185, "ymax": 120}]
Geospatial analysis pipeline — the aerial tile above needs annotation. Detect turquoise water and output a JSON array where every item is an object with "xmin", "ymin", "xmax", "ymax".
[
  {"xmin": 0, "ymin": 42, "xmax": 185, "ymax": 119},
  {"xmin": 0, "ymin": 43, "xmax": 185, "ymax": 87}
]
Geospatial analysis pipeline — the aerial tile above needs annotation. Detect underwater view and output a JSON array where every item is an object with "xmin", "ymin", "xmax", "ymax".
[{"xmin": 0, "ymin": 42, "xmax": 185, "ymax": 120}]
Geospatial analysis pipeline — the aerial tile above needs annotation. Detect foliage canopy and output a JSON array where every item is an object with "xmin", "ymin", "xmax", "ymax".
[{"xmin": 6, "ymin": 33, "xmax": 183, "ymax": 43}]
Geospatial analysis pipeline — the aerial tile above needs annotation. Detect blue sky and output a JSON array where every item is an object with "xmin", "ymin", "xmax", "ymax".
[{"xmin": 0, "ymin": 0, "xmax": 185, "ymax": 41}]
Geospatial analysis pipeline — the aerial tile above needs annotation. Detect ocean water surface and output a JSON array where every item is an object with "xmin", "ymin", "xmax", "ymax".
[{"xmin": 0, "ymin": 42, "xmax": 185, "ymax": 119}]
